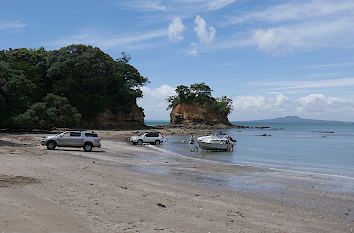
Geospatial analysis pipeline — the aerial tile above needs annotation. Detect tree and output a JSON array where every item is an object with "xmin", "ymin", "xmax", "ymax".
[
  {"xmin": 4, "ymin": 47, "xmax": 48, "ymax": 101},
  {"xmin": 0, "ymin": 61, "xmax": 36, "ymax": 127},
  {"xmin": 117, "ymin": 52, "xmax": 131, "ymax": 63},
  {"xmin": 175, "ymin": 85, "xmax": 191, "ymax": 101},
  {"xmin": 215, "ymin": 96, "xmax": 233, "ymax": 116},
  {"xmin": 13, "ymin": 94, "xmax": 81, "ymax": 129},
  {"xmin": 190, "ymin": 82, "xmax": 212, "ymax": 97},
  {"xmin": 46, "ymin": 44, "xmax": 148, "ymax": 118}
]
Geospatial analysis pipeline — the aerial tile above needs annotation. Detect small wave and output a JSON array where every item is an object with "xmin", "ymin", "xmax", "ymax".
[{"xmin": 145, "ymin": 145, "xmax": 182, "ymax": 157}]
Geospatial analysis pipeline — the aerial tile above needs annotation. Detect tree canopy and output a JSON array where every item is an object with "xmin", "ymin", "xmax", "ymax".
[
  {"xmin": 13, "ymin": 94, "xmax": 81, "ymax": 129},
  {"xmin": 0, "ymin": 45, "xmax": 149, "ymax": 129},
  {"xmin": 167, "ymin": 82, "xmax": 233, "ymax": 116}
]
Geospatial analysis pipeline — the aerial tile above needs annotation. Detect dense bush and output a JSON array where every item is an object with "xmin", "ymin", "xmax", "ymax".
[
  {"xmin": 167, "ymin": 83, "xmax": 233, "ymax": 116},
  {"xmin": 13, "ymin": 94, "xmax": 81, "ymax": 129},
  {"xmin": 0, "ymin": 45, "xmax": 148, "ymax": 129}
]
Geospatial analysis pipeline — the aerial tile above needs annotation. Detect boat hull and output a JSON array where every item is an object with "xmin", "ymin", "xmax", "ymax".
[{"xmin": 197, "ymin": 141, "xmax": 232, "ymax": 151}]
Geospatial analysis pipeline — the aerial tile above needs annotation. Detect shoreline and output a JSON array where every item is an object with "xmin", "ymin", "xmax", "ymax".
[
  {"xmin": 0, "ymin": 132, "xmax": 353, "ymax": 232},
  {"xmin": 0, "ymin": 122, "xmax": 271, "ymax": 136},
  {"xmin": 146, "ymin": 143, "xmax": 354, "ymax": 182}
]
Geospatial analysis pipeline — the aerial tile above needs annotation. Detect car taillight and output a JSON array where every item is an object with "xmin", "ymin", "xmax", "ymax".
[{"xmin": 98, "ymin": 138, "xmax": 102, "ymax": 142}]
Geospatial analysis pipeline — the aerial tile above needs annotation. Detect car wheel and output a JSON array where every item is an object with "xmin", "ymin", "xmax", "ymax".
[
  {"xmin": 137, "ymin": 139, "xmax": 143, "ymax": 145},
  {"xmin": 83, "ymin": 143, "xmax": 93, "ymax": 152},
  {"xmin": 47, "ymin": 141, "xmax": 56, "ymax": 150},
  {"xmin": 155, "ymin": 140, "xmax": 160, "ymax": 145}
]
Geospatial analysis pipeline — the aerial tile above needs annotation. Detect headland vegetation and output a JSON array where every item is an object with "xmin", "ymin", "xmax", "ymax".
[{"xmin": 0, "ymin": 45, "xmax": 148, "ymax": 130}]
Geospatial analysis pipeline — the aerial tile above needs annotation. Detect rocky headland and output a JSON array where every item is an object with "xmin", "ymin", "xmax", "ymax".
[
  {"xmin": 169, "ymin": 102, "xmax": 232, "ymax": 127},
  {"xmin": 82, "ymin": 104, "xmax": 147, "ymax": 130}
]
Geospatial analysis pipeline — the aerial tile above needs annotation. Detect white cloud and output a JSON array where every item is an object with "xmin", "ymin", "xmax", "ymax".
[
  {"xmin": 203, "ymin": 0, "xmax": 236, "ymax": 11},
  {"xmin": 217, "ymin": 0, "xmax": 354, "ymax": 54},
  {"xmin": 297, "ymin": 94, "xmax": 354, "ymax": 115},
  {"xmin": 227, "ymin": 0, "xmax": 354, "ymax": 24},
  {"xmin": 176, "ymin": 0, "xmax": 236, "ymax": 11},
  {"xmin": 0, "ymin": 20, "xmax": 27, "ymax": 31},
  {"xmin": 208, "ymin": 16, "xmax": 354, "ymax": 54},
  {"xmin": 168, "ymin": 17, "xmax": 185, "ymax": 42},
  {"xmin": 231, "ymin": 93, "xmax": 354, "ymax": 121},
  {"xmin": 123, "ymin": 0, "xmax": 167, "ymax": 11},
  {"xmin": 249, "ymin": 77, "xmax": 354, "ymax": 90},
  {"xmin": 137, "ymin": 85, "xmax": 176, "ymax": 120},
  {"xmin": 299, "ymin": 62, "xmax": 354, "ymax": 69},
  {"xmin": 251, "ymin": 17, "xmax": 354, "ymax": 54},
  {"xmin": 122, "ymin": 0, "xmax": 235, "ymax": 14},
  {"xmin": 45, "ymin": 28, "xmax": 167, "ymax": 50},
  {"xmin": 234, "ymin": 94, "xmax": 291, "ymax": 112},
  {"xmin": 194, "ymin": 15, "xmax": 216, "ymax": 44},
  {"xmin": 185, "ymin": 42, "xmax": 199, "ymax": 56},
  {"xmin": 185, "ymin": 48, "xmax": 198, "ymax": 57}
]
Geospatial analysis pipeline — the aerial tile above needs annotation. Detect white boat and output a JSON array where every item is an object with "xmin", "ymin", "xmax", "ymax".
[{"xmin": 197, "ymin": 133, "xmax": 234, "ymax": 151}]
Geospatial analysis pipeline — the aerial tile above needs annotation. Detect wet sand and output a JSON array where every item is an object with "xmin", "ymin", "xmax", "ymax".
[{"xmin": 0, "ymin": 132, "xmax": 353, "ymax": 232}]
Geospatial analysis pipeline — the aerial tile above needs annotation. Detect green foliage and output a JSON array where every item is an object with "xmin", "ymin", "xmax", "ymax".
[
  {"xmin": 0, "ymin": 44, "xmax": 148, "ymax": 129},
  {"xmin": 0, "ymin": 61, "xmax": 36, "ymax": 126},
  {"xmin": 167, "ymin": 83, "xmax": 233, "ymax": 116},
  {"xmin": 117, "ymin": 52, "xmax": 131, "ymax": 63},
  {"xmin": 13, "ymin": 94, "xmax": 81, "ymax": 129},
  {"xmin": 214, "ymin": 96, "xmax": 233, "ymax": 116},
  {"xmin": 190, "ymin": 82, "xmax": 212, "ymax": 97},
  {"xmin": 46, "ymin": 44, "xmax": 148, "ymax": 118}
]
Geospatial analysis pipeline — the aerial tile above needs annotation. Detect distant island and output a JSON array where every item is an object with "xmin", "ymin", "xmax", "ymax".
[{"xmin": 239, "ymin": 116, "xmax": 350, "ymax": 124}]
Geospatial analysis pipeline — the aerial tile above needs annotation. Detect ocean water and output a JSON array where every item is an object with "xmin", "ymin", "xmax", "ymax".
[
  {"xmin": 158, "ymin": 122, "xmax": 354, "ymax": 179},
  {"xmin": 145, "ymin": 120, "xmax": 169, "ymax": 126}
]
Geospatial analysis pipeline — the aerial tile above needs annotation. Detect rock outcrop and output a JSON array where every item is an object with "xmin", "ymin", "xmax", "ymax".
[
  {"xmin": 82, "ymin": 104, "xmax": 146, "ymax": 129},
  {"xmin": 170, "ymin": 102, "xmax": 231, "ymax": 126}
]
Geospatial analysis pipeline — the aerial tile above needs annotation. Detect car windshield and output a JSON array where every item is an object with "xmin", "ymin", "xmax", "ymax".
[{"xmin": 139, "ymin": 133, "xmax": 145, "ymax": 136}]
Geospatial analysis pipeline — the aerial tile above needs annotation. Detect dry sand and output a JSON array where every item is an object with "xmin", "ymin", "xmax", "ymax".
[{"xmin": 0, "ymin": 132, "xmax": 353, "ymax": 232}]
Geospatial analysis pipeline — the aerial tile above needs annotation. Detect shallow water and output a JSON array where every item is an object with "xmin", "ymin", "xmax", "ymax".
[{"xmin": 159, "ymin": 122, "xmax": 354, "ymax": 179}]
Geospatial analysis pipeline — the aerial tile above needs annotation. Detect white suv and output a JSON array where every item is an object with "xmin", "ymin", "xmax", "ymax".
[{"xmin": 130, "ymin": 132, "xmax": 163, "ymax": 145}]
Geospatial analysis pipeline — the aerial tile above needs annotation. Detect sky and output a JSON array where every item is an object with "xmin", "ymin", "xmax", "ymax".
[{"xmin": 1, "ymin": 0, "xmax": 354, "ymax": 121}]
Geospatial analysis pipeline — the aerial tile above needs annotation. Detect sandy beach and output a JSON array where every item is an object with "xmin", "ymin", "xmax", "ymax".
[{"xmin": 0, "ymin": 131, "xmax": 353, "ymax": 233}]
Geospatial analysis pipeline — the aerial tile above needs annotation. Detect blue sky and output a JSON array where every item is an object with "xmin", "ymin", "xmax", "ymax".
[{"xmin": 2, "ymin": 0, "xmax": 354, "ymax": 121}]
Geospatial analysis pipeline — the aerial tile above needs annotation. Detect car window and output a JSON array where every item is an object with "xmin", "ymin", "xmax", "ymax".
[
  {"xmin": 62, "ymin": 132, "xmax": 70, "ymax": 137},
  {"xmin": 70, "ymin": 132, "xmax": 81, "ymax": 137},
  {"xmin": 85, "ymin": 133, "xmax": 98, "ymax": 137},
  {"xmin": 146, "ymin": 132, "xmax": 158, "ymax": 137}
]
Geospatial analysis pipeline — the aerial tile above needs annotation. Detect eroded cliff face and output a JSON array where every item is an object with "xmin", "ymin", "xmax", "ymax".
[
  {"xmin": 82, "ymin": 104, "xmax": 146, "ymax": 129},
  {"xmin": 170, "ymin": 102, "xmax": 231, "ymax": 126}
]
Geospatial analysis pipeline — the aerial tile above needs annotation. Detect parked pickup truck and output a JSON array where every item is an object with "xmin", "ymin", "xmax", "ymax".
[{"xmin": 41, "ymin": 131, "xmax": 102, "ymax": 152}]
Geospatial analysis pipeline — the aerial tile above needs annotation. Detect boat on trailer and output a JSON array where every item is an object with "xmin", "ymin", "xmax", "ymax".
[{"xmin": 197, "ymin": 133, "xmax": 235, "ymax": 151}]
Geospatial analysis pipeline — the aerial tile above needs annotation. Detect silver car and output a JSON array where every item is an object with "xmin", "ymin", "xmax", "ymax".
[
  {"xmin": 41, "ymin": 131, "xmax": 102, "ymax": 152},
  {"xmin": 129, "ymin": 132, "xmax": 163, "ymax": 145}
]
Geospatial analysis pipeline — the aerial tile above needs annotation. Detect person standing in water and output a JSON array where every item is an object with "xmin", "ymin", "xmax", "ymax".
[
  {"xmin": 189, "ymin": 134, "xmax": 194, "ymax": 144},
  {"xmin": 189, "ymin": 134, "xmax": 199, "ymax": 152}
]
